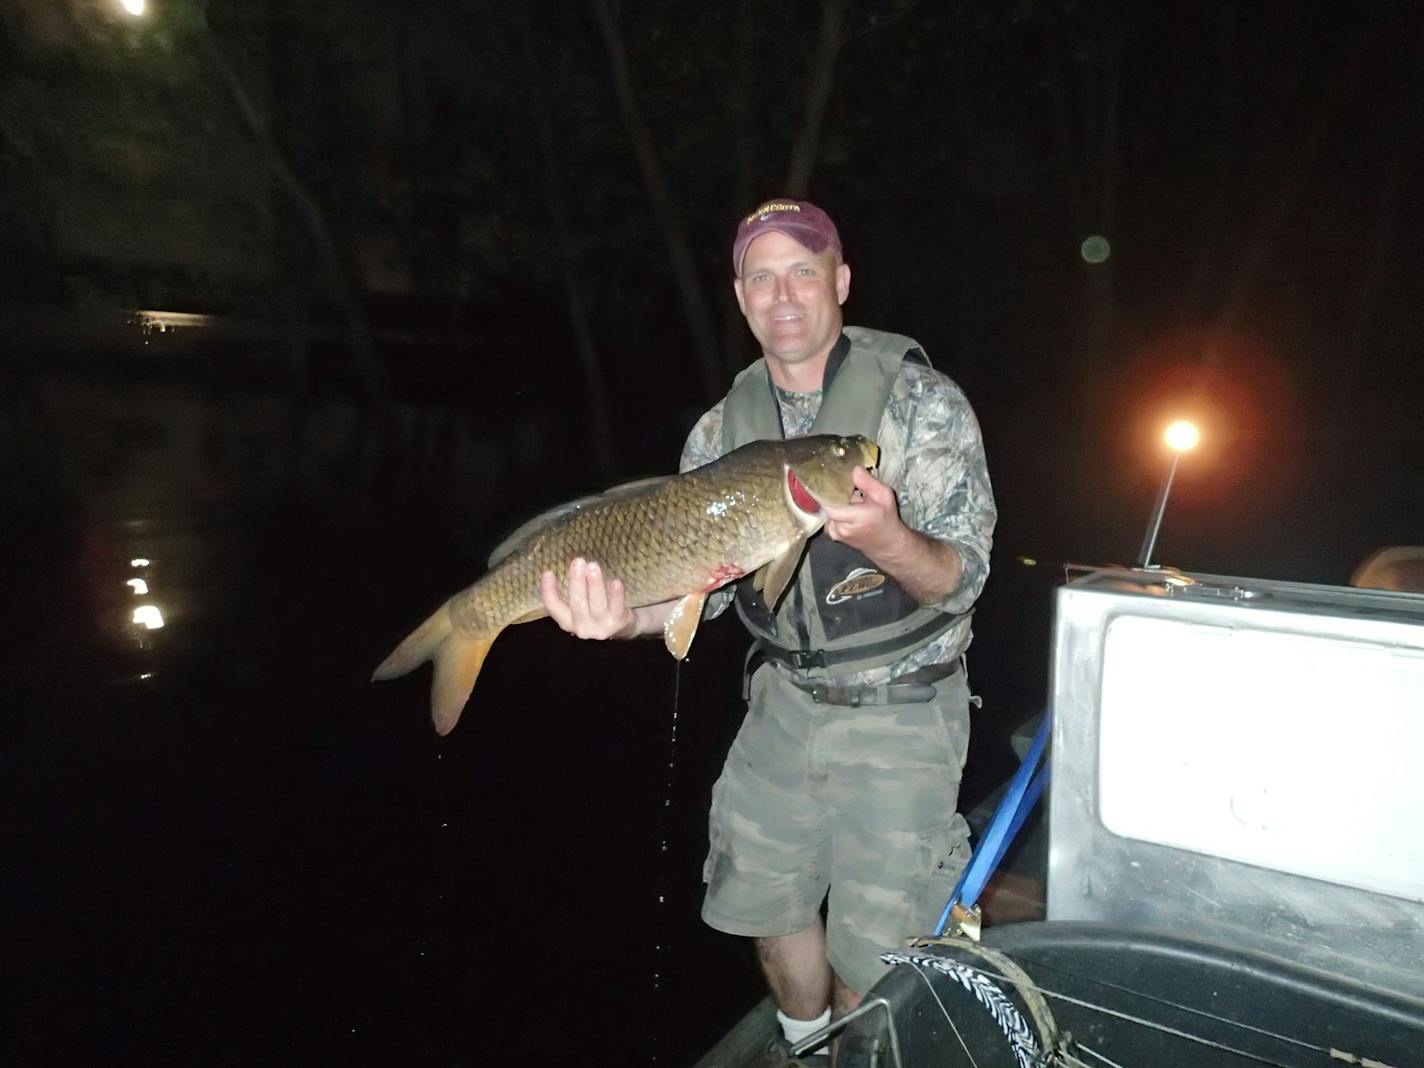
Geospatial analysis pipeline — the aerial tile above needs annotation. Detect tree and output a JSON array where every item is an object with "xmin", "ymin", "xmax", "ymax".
[{"xmin": 588, "ymin": 0, "xmax": 723, "ymax": 405}]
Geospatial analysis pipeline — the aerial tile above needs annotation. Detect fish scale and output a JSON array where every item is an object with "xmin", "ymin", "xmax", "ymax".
[{"xmin": 374, "ymin": 435, "xmax": 878, "ymax": 734}]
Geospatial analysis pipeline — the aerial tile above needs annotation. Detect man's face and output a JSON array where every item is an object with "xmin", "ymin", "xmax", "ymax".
[{"xmin": 734, "ymin": 230, "xmax": 851, "ymax": 371}]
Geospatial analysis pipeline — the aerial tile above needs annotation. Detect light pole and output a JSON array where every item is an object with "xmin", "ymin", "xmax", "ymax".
[{"xmin": 1138, "ymin": 420, "xmax": 1200, "ymax": 568}]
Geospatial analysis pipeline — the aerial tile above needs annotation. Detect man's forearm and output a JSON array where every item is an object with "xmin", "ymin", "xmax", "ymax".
[
  {"xmin": 870, "ymin": 527, "xmax": 964, "ymax": 606},
  {"xmin": 619, "ymin": 599, "xmax": 678, "ymax": 639}
]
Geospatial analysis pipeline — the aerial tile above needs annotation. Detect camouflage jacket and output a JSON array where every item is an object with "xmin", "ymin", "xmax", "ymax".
[{"xmin": 680, "ymin": 330, "xmax": 997, "ymax": 686}]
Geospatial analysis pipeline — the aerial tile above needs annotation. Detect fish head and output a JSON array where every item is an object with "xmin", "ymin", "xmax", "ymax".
[{"xmin": 782, "ymin": 434, "xmax": 881, "ymax": 519}]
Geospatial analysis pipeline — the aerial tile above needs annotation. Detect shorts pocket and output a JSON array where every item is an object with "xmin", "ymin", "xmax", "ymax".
[
  {"xmin": 702, "ymin": 771, "xmax": 730, "ymax": 884},
  {"xmin": 911, "ymin": 815, "xmax": 972, "ymax": 926},
  {"xmin": 927, "ymin": 677, "xmax": 971, "ymax": 773}
]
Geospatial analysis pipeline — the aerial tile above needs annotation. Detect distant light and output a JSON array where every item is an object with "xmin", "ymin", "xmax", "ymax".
[
  {"xmin": 1164, "ymin": 420, "xmax": 1201, "ymax": 452},
  {"xmin": 1080, "ymin": 235, "xmax": 1111, "ymax": 264},
  {"xmin": 131, "ymin": 310, "xmax": 213, "ymax": 334},
  {"xmin": 127, "ymin": 578, "xmax": 149, "ymax": 595},
  {"xmin": 139, "ymin": 672, "xmax": 153, "ymax": 680},
  {"xmin": 131, "ymin": 558, "xmax": 150, "ymax": 567},
  {"xmin": 119, "ymin": 0, "xmax": 145, "ymax": 15},
  {"xmin": 1018, "ymin": 556, "xmax": 1038, "ymax": 566},
  {"xmin": 133, "ymin": 605, "xmax": 165, "ymax": 630}
]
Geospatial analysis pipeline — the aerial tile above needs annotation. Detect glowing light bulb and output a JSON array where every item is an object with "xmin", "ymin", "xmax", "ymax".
[
  {"xmin": 120, "ymin": 0, "xmax": 146, "ymax": 16},
  {"xmin": 127, "ymin": 578, "xmax": 149, "ymax": 595},
  {"xmin": 1164, "ymin": 420, "xmax": 1200, "ymax": 452}
]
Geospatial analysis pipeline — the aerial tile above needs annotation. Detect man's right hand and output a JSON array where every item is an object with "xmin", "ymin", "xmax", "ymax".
[
  {"xmin": 540, "ymin": 557, "xmax": 638, "ymax": 639},
  {"xmin": 540, "ymin": 558, "xmax": 680, "ymax": 641}
]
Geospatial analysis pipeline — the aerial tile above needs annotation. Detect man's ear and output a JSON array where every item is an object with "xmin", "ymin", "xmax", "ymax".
[
  {"xmin": 835, "ymin": 262, "xmax": 851, "ymax": 305},
  {"xmin": 733, "ymin": 277, "xmax": 748, "ymax": 314}
]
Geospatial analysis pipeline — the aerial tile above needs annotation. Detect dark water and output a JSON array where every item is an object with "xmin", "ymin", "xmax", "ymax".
[
  {"xmin": 3, "ymin": 373, "xmax": 1056, "ymax": 1066},
  {"xmin": 10, "ymin": 322, "xmax": 1419, "ymax": 1064}
]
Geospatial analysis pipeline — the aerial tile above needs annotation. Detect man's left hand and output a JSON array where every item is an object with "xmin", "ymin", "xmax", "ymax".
[{"xmin": 821, "ymin": 466, "xmax": 909, "ymax": 560}]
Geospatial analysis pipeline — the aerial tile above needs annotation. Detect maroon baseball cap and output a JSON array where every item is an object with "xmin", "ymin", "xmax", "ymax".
[{"xmin": 732, "ymin": 199, "xmax": 843, "ymax": 275}]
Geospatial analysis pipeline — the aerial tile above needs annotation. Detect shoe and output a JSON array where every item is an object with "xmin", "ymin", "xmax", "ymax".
[{"xmin": 761, "ymin": 1035, "xmax": 832, "ymax": 1067}]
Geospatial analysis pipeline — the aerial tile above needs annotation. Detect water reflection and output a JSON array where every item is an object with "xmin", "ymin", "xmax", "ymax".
[
  {"xmin": 3, "ymin": 325, "xmax": 1056, "ymax": 1065},
  {"xmin": 5, "ymin": 351, "xmax": 796, "ymax": 1064},
  {"xmin": 131, "ymin": 604, "xmax": 164, "ymax": 629}
]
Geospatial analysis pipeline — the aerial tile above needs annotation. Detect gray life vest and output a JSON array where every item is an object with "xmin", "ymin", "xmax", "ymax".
[{"xmin": 720, "ymin": 326, "xmax": 961, "ymax": 677}]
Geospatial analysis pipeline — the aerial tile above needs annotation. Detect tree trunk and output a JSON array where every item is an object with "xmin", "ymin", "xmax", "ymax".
[
  {"xmin": 1323, "ymin": 16, "xmax": 1422, "ymax": 494},
  {"xmin": 947, "ymin": 0, "xmax": 976, "ymax": 390},
  {"xmin": 1080, "ymin": 13, "xmax": 1123, "ymax": 395},
  {"xmin": 1207, "ymin": 26, "xmax": 1372, "ymax": 341},
  {"xmin": 1040, "ymin": 6, "xmax": 1127, "ymax": 555},
  {"xmin": 783, "ymin": 0, "xmax": 848, "ymax": 196},
  {"xmin": 589, "ymin": 0, "xmax": 723, "ymax": 405},
  {"xmin": 200, "ymin": 32, "xmax": 390, "ymax": 475},
  {"xmin": 1189, "ymin": 3, "xmax": 1236, "ymax": 316},
  {"xmin": 519, "ymin": 14, "xmax": 617, "ymax": 480},
  {"xmin": 720, "ymin": 0, "xmax": 759, "ymax": 379}
]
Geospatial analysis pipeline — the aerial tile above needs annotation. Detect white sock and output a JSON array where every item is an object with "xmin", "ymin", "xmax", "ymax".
[{"xmin": 777, "ymin": 1007, "xmax": 831, "ymax": 1048}]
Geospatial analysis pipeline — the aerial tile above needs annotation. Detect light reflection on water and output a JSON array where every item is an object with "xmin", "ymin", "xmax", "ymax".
[
  {"xmin": 7, "ymin": 363, "xmax": 1051, "ymax": 1063},
  {"xmin": 131, "ymin": 603, "xmax": 164, "ymax": 629},
  {"xmin": 5, "ymin": 373, "xmax": 775, "ymax": 1064}
]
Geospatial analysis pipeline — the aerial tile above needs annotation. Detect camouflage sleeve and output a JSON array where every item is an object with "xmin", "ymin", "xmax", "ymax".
[
  {"xmin": 887, "ymin": 364, "xmax": 997, "ymax": 616},
  {"xmin": 680, "ymin": 400, "xmax": 737, "ymax": 619},
  {"xmin": 678, "ymin": 399, "xmax": 726, "ymax": 474}
]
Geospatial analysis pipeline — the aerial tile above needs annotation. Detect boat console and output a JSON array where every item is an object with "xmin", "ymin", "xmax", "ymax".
[{"xmin": 838, "ymin": 566, "xmax": 1424, "ymax": 1067}]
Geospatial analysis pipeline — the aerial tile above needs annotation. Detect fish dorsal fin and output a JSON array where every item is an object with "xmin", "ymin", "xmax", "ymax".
[
  {"xmin": 759, "ymin": 534, "xmax": 809, "ymax": 612},
  {"xmin": 486, "ymin": 475, "xmax": 676, "ymax": 568},
  {"xmin": 662, "ymin": 591, "xmax": 708, "ymax": 660}
]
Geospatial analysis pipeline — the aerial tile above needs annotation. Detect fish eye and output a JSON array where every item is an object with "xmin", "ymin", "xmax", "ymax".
[{"xmin": 833, "ymin": 444, "xmax": 846, "ymax": 457}]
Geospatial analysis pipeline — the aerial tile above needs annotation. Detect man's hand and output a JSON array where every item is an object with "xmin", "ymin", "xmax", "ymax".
[
  {"xmin": 540, "ymin": 557, "xmax": 679, "ymax": 640},
  {"xmin": 540, "ymin": 558, "xmax": 637, "ymax": 639},
  {"xmin": 821, "ymin": 466, "xmax": 910, "ymax": 559},
  {"xmin": 821, "ymin": 466, "xmax": 965, "ymax": 605}
]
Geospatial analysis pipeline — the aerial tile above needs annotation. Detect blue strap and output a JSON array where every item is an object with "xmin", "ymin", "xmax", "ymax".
[{"xmin": 933, "ymin": 712, "xmax": 1051, "ymax": 937}]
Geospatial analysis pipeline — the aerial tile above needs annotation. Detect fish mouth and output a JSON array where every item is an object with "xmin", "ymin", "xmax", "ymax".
[{"xmin": 785, "ymin": 439, "xmax": 880, "ymax": 517}]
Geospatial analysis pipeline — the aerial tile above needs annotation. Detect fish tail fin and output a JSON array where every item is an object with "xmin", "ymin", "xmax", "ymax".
[
  {"xmin": 429, "ymin": 629, "xmax": 499, "ymax": 736},
  {"xmin": 372, "ymin": 601, "xmax": 502, "ymax": 735}
]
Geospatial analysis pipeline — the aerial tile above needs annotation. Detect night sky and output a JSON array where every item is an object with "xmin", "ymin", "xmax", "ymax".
[{"xmin": 3, "ymin": 1, "xmax": 1422, "ymax": 1065}]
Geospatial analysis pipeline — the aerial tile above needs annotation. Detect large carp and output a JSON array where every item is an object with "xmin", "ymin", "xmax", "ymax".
[{"xmin": 373, "ymin": 434, "xmax": 879, "ymax": 734}]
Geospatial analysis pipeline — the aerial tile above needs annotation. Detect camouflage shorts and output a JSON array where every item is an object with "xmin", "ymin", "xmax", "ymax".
[{"xmin": 700, "ymin": 661, "xmax": 972, "ymax": 996}]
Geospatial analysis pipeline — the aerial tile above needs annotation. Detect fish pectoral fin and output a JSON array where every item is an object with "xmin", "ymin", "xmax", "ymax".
[
  {"xmin": 760, "ymin": 536, "xmax": 808, "ymax": 611},
  {"xmin": 662, "ymin": 591, "xmax": 708, "ymax": 660}
]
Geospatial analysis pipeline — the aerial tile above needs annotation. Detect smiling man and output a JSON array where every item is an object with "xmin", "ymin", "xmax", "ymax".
[{"xmin": 540, "ymin": 199, "xmax": 997, "ymax": 1066}]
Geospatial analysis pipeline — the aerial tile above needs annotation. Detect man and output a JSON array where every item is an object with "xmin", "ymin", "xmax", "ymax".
[{"xmin": 540, "ymin": 199, "xmax": 995, "ymax": 1063}]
